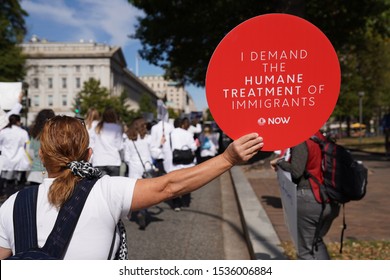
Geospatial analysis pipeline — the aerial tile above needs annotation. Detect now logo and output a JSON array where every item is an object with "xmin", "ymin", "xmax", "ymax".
[{"xmin": 257, "ymin": 116, "xmax": 291, "ymax": 126}]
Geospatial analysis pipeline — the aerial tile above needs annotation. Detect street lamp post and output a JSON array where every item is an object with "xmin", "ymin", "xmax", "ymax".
[{"xmin": 358, "ymin": 91, "xmax": 365, "ymax": 144}]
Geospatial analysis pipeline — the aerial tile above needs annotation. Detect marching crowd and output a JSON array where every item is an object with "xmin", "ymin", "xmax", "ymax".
[{"xmin": 0, "ymin": 99, "xmax": 222, "ymax": 230}]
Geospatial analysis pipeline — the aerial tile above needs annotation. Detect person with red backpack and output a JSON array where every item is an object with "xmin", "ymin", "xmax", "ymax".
[{"xmin": 270, "ymin": 130, "xmax": 340, "ymax": 259}]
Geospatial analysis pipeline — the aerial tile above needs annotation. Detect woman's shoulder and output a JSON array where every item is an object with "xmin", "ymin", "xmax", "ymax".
[
  {"xmin": 16, "ymin": 126, "xmax": 28, "ymax": 135},
  {"xmin": 94, "ymin": 176, "xmax": 137, "ymax": 201},
  {"xmin": 96, "ymin": 175, "xmax": 136, "ymax": 187}
]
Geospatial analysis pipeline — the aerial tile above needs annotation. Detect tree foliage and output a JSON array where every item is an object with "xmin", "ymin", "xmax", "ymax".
[
  {"xmin": 130, "ymin": 0, "xmax": 389, "ymax": 85},
  {"xmin": 129, "ymin": 0, "xmax": 390, "ymax": 126},
  {"xmin": 139, "ymin": 93, "xmax": 156, "ymax": 116},
  {"xmin": 76, "ymin": 78, "xmax": 136, "ymax": 124},
  {"xmin": 0, "ymin": 0, "xmax": 27, "ymax": 82}
]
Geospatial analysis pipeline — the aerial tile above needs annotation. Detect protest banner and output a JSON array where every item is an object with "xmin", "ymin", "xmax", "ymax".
[
  {"xmin": 206, "ymin": 14, "xmax": 340, "ymax": 151},
  {"xmin": 0, "ymin": 82, "xmax": 22, "ymax": 110}
]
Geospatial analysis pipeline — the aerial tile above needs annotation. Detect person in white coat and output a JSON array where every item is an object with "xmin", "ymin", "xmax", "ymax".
[
  {"xmin": 124, "ymin": 117, "xmax": 158, "ymax": 178},
  {"xmin": 150, "ymin": 119, "xmax": 174, "ymax": 174},
  {"xmin": 0, "ymin": 94, "xmax": 23, "ymax": 181},
  {"xmin": 169, "ymin": 117, "xmax": 199, "ymax": 211},
  {"xmin": 123, "ymin": 117, "xmax": 160, "ymax": 229},
  {"xmin": 89, "ymin": 107, "xmax": 123, "ymax": 176},
  {"xmin": 0, "ymin": 114, "xmax": 30, "ymax": 199}
]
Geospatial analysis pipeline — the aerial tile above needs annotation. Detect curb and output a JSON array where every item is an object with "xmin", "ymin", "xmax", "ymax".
[{"xmin": 230, "ymin": 166, "xmax": 286, "ymax": 260}]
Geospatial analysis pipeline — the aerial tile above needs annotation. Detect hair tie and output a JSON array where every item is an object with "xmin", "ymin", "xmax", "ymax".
[{"xmin": 66, "ymin": 160, "xmax": 102, "ymax": 178}]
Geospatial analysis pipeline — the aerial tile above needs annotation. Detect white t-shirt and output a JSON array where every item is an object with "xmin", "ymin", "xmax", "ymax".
[
  {"xmin": 123, "ymin": 135, "xmax": 154, "ymax": 179},
  {"xmin": 150, "ymin": 121, "xmax": 174, "ymax": 173},
  {"xmin": 187, "ymin": 123, "xmax": 202, "ymax": 136},
  {"xmin": 0, "ymin": 175, "xmax": 136, "ymax": 259},
  {"xmin": 89, "ymin": 123, "xmax": 123, "ymax": 167}
]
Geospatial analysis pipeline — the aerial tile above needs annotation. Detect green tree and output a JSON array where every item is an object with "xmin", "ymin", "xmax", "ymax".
[
  {"xmin": 75, "ymin": 78, "xmax": 135, "ymax": 123},
  {"xmin": 138, "ymin": 93, "xmax": 156, "ymax": 115},
  {"xmin": 332, "ymin": 8, "xmax": 390, "ymax": 132},
  {"xmin": 76, "ymin": 78, "xmax": 111, "ymax": 114},
  {"xmin": 113, "ymin": 90, "xmax": 137, "ymax": 125},
  {"xmin": 129, "ymin": 0, "xmax": 389, "ymax": 87},
  {"xmin": 167, "ymin": 107, "xmax": 179, "ymax": 120},
  {"xmin": 0, "ymin": 0, "xmax": 27, "ymax": 82},
  {"xmin": 129, "ymin": 0, "xmax": 390, "ymax": 126}
]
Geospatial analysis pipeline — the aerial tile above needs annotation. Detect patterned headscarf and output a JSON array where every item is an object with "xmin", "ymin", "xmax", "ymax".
[{"xmin": 66, "ymin": 161, "xmax": 102, "ymax": 178}]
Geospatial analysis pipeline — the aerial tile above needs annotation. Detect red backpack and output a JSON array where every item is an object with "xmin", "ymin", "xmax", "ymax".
[
  {"xmin": 304, "ymin": 131, "xmax": 326, "ymax": 203},
  {"xmin": 307, "ymin": 133, "xmax": 367, "ymax": 204},
  {"xmin": 305, "ymin": 131, "xmax": 368, "ymax": 253}
]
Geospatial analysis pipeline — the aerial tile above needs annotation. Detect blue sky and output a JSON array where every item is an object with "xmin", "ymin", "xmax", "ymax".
[{"xmin": 21, "ymin": 0, "xmax": 208, "ymax": 111}]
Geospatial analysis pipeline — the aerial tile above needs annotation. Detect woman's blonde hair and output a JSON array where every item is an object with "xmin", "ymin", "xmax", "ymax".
[
  {"xmin": 85, "ymin": 108, "xmax": 100, "ymax": 130},
  {"xmin": 40, "ymin": 116, "xmax": 90, "ymax": 207}
]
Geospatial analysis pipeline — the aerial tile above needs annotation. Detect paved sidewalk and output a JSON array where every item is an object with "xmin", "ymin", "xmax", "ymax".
[{"xmin": 240, "ymin": 150, "xmax": 390, "ymax": 248}]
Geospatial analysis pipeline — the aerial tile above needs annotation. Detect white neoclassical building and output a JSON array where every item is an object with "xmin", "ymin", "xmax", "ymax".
[{"xmin": 20, "ymin": 37, "xmax": 157, "ymax": 124}]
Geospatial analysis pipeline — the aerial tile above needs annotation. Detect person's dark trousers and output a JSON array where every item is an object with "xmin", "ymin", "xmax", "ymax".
[
  {"xmin": 153, "ymin": 159, "xmax": 166, "ymax": 176},
  {"xmin": 3, "ymin": 179, "xmax": 17, "ymax": 198},
  {"xmin": 96, "ymin": 166, "xmax": 120, "ymax": 176},
  {"xmin": 172, "ymin": 196, "xmax": 182, "ymax": 209},
  {"xmin": 0, "ymin": 178, "xmax": 6, "ymax": 200},
  {"xmin": 296, "ymin": 187, "xmax": 340, "ymax": 260},
  {"xmin": 1, "ymin": 174, "xmax": 35, "ymax": 200},
  {"xmin": 181, "ymin": 193, "xmax": 191, "ymax": 207},
  {"xmin": 171, "ymin": 193, "xmax": 191, "ymax": 209}
]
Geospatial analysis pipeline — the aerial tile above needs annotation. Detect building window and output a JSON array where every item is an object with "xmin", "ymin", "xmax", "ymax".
[
  {"xmin": 32, "ymin": 78, "xmax": 39, "ymax": 89},
  {"xmin": 76, "ymin": 77, "xmax": 81, "ymax": 88},
  {"xmin": 75, "ymin": 65, "xmax": 80, "ymax": 72},
  {"xmin": 89, "ymin": 65, "xmax": 94, "ymax": 72},
  {"xmin": 48, "ymin": 77, "xmax": 53, "ymax": 89},
  {"xmin": 48, "ymin": 95, "xmax": 53, "ymax": 106},
  {"xmin": 62, "ymin": 77, "xmax": 67, "ymax": 89},
  {"xmin": 33, "ymin": 96, "xmax": 39, "ymax": 107},
  {"xmin": 62, "ymin": 95, "xmax": 67, "ymax": 106}
]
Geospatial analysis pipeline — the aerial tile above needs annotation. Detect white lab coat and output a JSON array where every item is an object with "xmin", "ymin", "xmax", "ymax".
[
  {"xmin": 123, "ymin": 134, "xmax": 154, "ymax": 179},
  {"xmin": 150, "ymin": 120, "xmax": 174, "ymax": 173},
  {"xmin": 169, "ymin": 127, "xmax": 198, "ymax": 171},
  {"xmin": 0, "ymin": 125, "xmax": 30, "ymax": 171}
]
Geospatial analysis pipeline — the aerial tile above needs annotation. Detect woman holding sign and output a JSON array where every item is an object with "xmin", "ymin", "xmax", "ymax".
[{"xmin": 0, "ymin": 115, "xmax": 263, "ymax": 259}]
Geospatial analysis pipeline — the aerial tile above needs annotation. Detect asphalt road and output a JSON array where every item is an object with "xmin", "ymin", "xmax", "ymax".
[{"xmin": 124, "ymin": 172, "xmax": 251, "ymax": 260}]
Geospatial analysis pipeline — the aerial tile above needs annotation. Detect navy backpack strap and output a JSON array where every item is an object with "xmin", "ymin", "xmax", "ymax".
[
  {"xmin": 42, "ymin": 177, "xmax": 99, "ymax": 259},
  {"xmin": 13, "ymin": 186, "xmax": 39, "ymax": 254}
]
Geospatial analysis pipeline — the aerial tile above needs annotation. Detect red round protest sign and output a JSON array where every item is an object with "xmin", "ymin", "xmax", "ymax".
[{"xmin": 206, "ymin": 14, "xmax": 340, "ymax": 151}]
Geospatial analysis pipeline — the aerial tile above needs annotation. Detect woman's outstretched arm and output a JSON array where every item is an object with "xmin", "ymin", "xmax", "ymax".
[{"xmin": 131, "ymin": 133, "xmax": 263, "ymax": 211}]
